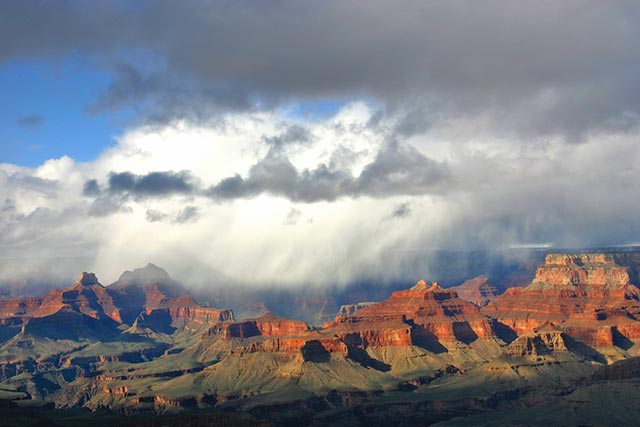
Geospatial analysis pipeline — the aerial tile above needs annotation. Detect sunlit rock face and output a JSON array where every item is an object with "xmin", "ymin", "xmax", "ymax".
[
  {"xmin": 0, "ymin": 265, "xmax": 235, "ymax": 332},
  {"xmin": 328, "ymin": 280, "xmax": 499, "ymax": 348},
  {"xmin": 0, "ymin": 273, "xmax": 123, "ymax": 324},
  {"xmin": 483, "ymin": 252, "xmax": 640, "ymax": 347},
  {"xmin": 217, "ymin": 312, "xmax": 308, "ymax": 339}
]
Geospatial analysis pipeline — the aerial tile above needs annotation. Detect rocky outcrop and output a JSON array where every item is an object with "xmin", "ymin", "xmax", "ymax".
[
  {"xmin": 223, "ymin": 279, "xmax": 503, "ymax": 362},
  {"xmin": 505, "ymin": 325, "xmax": 569, "ymax": 357},
  {"xmin": 334, "ymin": 280, "xmax": 497, "ymax": 344},
  {"xmin": 77, "ymin": 272, "xmax": 99, "ymax": 286},
  {"xmin": 337, "ymin": 302, "xmax": 376, "ymax": 317},
  {"xmin": 483, "ymin": 252, "xmax": 640, "ymax": 347},
  {"xmin": 530, "ymin": 252, "xmax": 640, "ymax": 289},
  {"xmin": 217, "ymin": 313, "xmax": 308, "ymax": 339},
  {"xmin": 448, "ymin": 276, "xmax": 500, "ymax": 307},
  {"xmin": 0, "ymin": 273, "xmax": 123, "ymax": 324},
  {"xmin": 0, "ymin": 266, "xmax": 235, "ymax": 335},
  {"xmin": 20, "ymin": 306, "xmax": 119, "ymax": 341},
  {"xmin": 168, "ymin": 306, "xmax": 235, "ymax": 326}
]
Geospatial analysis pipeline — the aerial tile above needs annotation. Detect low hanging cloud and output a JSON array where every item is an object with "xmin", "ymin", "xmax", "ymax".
[
  {"xmin": 383, "ymin": 202, "xmax": 413, "ymax": 221},
  {"xmin": 107, "ymin": 171, "xmax": 196, "ymax": 196},
  {"xmin": 85, "ymin": 141, "xmax": 450, "ymax": 205},
  {"xmin": 1, "ymin": 107, "xmax": 640, "ymax": 287},
  {"xmin": 2, "ymin": 102, "xmax": 640, "ymax": 289}
]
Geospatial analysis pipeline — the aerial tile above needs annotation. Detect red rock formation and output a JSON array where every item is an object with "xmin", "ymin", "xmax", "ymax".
[
  {"xmin": 214, "ymin": 280, "xmax": 499, "ymax": 360},
  {"xmin": 448, "ymin": 276, "xmax": 500, "ymax": 308},
  {"xmin": 483, "ymin": 252, "xmax": 640, "ymax": 347},
  {"xmin": 107, "ymin": 264, "xmax": 236, "ymax": 328},
  {"xmin": 504, "ymin": 324, "xmax": 569, "ymax": 357},
  {"xmin": 217, "ymin": 313, "xmax": 308, "ymax": 339},
  {"xmin": 168, "ymin": 306, "xmax": 235, "ymax": 325},
  {"xmin": 0, "ymin": 267, "xmax": 235, "ymax": 334},
  {"xmin": 334, "ymin": 280, "xmax": 496, "ymax": 343},
  {"xmin": 0, "ymin": 273, "xmax": 123, "ymax": 324},
  {"xmin": 337, "ymin": 302, "xmax": 376, "ymax": 317}
]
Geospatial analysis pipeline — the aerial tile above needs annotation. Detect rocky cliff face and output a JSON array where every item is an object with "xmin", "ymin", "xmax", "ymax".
[
  {"xmin": 217, "ymin": 312, "xmax": 308, "ymax": 339},
  {"xmin": 337, "ymin": 302, "xmax": 376, "ymax": 317},
  {"xmin": 504, "ymin": 325, "xmax": 569, "ymax": 357},
  {"xmin": 300, "ymin": 279, "xmax": 505, "ymax": 359},
  {"xmin": 5, "ymin": 253, "xmax": 640, "ymax": 421},
  {"xmin": 0, "ymin": 273, "xmax": 123, "ymax": 324},
  {"xmin": 336, "ymin": 280, "xmax": 497, "ymax": 344},
  {"xmin": 0, "ymin": 266, "xmax": 234, "ymax": 336},
  {"xmin": 529, "ymin": 253, "xmax": 640, "ymax": 289},
  {"xmin": 483, "ymin": 252, "xmax": 640, "ymax": 347}
]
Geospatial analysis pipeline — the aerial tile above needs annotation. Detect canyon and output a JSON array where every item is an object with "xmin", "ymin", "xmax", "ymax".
[{"xmin": 1, "ymin": 251, "xmax": 640, "ymax": 425}]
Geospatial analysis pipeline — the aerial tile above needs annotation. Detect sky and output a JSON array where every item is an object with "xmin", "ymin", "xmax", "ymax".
[{"xmin": 1, "ymin": 0, "xmax": 640, "ymax": 287}]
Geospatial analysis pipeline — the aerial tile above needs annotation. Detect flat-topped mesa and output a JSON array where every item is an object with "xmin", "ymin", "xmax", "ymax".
[
  {"xmin": 530, "ymin": 252, "xmax": 640, "ymax": 290},
  {"xmin": 158, "ymin": 306, "xmax": 235, "ymax": 327},
  {"xmin": 333, "ymin": 280, "xmax": 497, "ymax": 344},
  {"xmin": 210, "ymin": 312, "xmax": 414, "ymax": 360},
  {"xmin": 483, "ymin": 251, "xmax": 640, "ymax": 346},
  {"xmin": 217, "ymin": 312, "xmax": 309, "ymax": 339}
]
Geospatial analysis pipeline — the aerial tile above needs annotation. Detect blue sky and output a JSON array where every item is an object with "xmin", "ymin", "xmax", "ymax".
[
  {"xmin": 0, "ymin": 59, "xmax": 132, "ymax": 167},
  {"xmin": 0, "ymin": 58, "xmax": 349, "ymax": 168}
]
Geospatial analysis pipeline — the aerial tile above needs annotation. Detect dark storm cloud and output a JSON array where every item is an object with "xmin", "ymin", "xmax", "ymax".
[
  {"xmin": 144, "ymin": 206, "xmax": 200, "ymax": 224},
  {"xmin": 82, "ymin": 179, "xmax": 101, "ymax": 196},
  {"xmin": 84, "ymin": 142, "xmax": 450, "ymax": 204},
  {"xmin": 106, "ymin": 171, "xmax": 195, "ymax": 196},
  {"xmin": 145, "ymin": 209, "xmax": 168, "ymax": 223},
  {"xmin": 355, "ymin": 143, "xmax": 450, "ymax": 197},
  {"xmin": 206, "ymin": 156, "xmax": 352, "ymax": 202},
  {"xmin": 262, "ymin": 125, "xmax": 312, "ymax": 153},
  {"xmin": 82, "ymin": 171, "xmax": 197, "ymax": 212},
  {"xmin": 17, "ymin": 115, "xmax": 45, "ymax": 128},
  {"xmin": 174, "ymin": 206, "xmax": 200, "ymax": 224},
  {"xmin": 4, "ymin": 173, "xmax": 60, "ymax": 196},
  {"xmin": 1, "ymin": 199, "xmax": 16, "ymax": 213},
  {"xmin": 2, "ymin": 0, "xmax": 639, "ymax": 137},
  {"xmin": 383, "ymin": 202, "xmax": 413, "ymax": 221},
  {"xmin": 88, "ymin": 196, "xmax": 132, "ymax": 217},
  {"xmin": 207, "ymin": 142, "xmax": 450, "ymax": 202}
]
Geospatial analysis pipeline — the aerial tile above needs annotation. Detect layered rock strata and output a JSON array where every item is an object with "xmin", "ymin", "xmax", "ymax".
[{"xmin": 483, "ymin": 252, "xmax": 640, "ymax": 347}]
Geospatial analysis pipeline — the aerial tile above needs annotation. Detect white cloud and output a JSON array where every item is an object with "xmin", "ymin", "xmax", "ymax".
[{"xmin": 2, "ymin": 103, "xmax": 640, "ymax": 287}]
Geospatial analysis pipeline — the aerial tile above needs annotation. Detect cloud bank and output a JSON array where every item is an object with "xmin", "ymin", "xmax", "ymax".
[
  {"xmin": 2, "ymin": 104, "xmax": 640, "ymax": 286},
  {"xmin": 2, "ymin": 0, "xmax": 639, "ymax": 139}
]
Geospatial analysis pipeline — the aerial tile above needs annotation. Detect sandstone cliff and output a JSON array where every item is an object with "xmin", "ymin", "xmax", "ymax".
[{"xmin": 483, "ymin": 252, "xmax": 640, "ymax": 348}]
